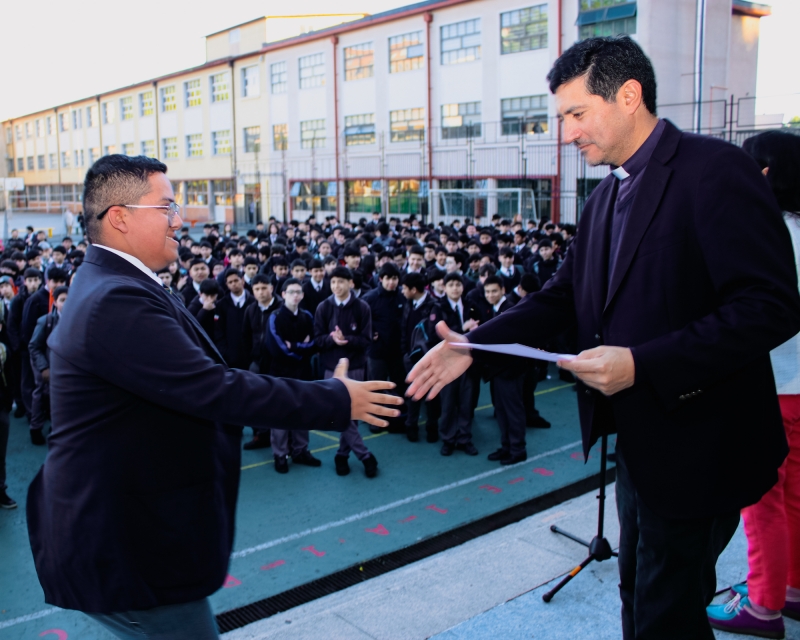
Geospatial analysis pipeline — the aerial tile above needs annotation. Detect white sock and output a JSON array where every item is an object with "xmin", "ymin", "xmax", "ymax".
[{"xmin": 786, "ymin": 586, "xmax": 800, "ymax": 602}]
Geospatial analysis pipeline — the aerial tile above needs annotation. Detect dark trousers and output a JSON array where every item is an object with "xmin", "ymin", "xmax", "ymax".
[
  {"xmin": 7, "ymin": 349, "xmax": 22, "ymax": 408},
  {"xmin": 20, "ymin": 348, "xmax": 34, "ymax": 419},
  {"xmin": 324, "ymin": 368, "xmax": 370, "ymax": 460},
  {"xmin": 439, "ymin": 371, "xmax": 475, "ymax": 445},
  {"xmin": 616, "ymin": 447, "xmax": 739, "ymax": 640},
  {"xmin": 30, "ymin": 363, "xmax": 49, "ymax": 431},
  {"xmin": 522, "ymin": 365, "xmax": 543, "ymax": 421},
  {"xmin": 491, "ymin": 375, "xmax": 526, "ymax": 456},
  {"xmin": 405, "ymin": 358, "xmax": 441, "ymax": 437}
]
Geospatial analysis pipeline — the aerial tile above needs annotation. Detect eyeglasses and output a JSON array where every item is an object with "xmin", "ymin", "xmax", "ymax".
[
  {"xmin": 283, "ymin": 289, "xmax": 303, "ymax": 296},
  {"xmin": 97, "ymin": 202, "xmax": 181, "ymax": 225}
]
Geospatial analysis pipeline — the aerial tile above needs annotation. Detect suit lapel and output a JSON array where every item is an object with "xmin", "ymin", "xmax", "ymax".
[
  {"xmin": 603, "ymin": 121, "xmax": 682, "ymax": 313},
  {"xmin": 583, "ymin": 178, "xmax": 616, "ymax": 321}
]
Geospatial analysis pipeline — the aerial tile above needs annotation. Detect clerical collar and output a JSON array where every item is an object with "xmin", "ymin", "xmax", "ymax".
[{"xmin": 611, "ymin": 118, "xmax": 666, "ymax": 181}]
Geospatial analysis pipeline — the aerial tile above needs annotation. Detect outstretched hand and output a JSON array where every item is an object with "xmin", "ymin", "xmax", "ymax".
[
  {"xmin": 333, "ymin": 358, "xmax": 404, "ymax": 428},
  {"xmin": 406, "ymin": 321, "xmax": 474, "ymax": 401}
]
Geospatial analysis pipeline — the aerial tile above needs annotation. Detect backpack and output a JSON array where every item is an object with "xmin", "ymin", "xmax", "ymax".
[{"xmin": 403, "ymin": 318, "xmax": 433, "ymax": 370}]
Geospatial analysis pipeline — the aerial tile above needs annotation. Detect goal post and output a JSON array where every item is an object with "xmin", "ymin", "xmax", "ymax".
[{"xmin": 429, "ymin": 188, "xmax": 538, "ymax": 227}]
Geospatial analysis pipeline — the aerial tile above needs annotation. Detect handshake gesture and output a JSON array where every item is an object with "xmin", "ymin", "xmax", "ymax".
[{"xmin": 333, "ymin": 358, "xmax": 403, "ymax": 427}]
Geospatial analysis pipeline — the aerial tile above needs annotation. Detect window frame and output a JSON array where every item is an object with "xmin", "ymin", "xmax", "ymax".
[
  {"xmin": 500, "ymin": 5, "xmax": 549, "ymax": 55},
  {"xmin": 212, "ymin": 130, "xmax": 232, "ymax": 156},
  {"xmin": 210, "ymin": 72, "xmax": 230, "ymax": 103},
  {"xmin": 270, "ymin": 61, "xmax": 287, "ymax": 94},
  {"xmin": 242, "ymin": 65, "xmax": 260, "ymax": 97},
  {"xmin": 185, "ymin": 79, "xmax": 202, "ymax": 108},
  {"xmin": 299, "ymin": 119, "xmax": 325, "ymax": 149},
  {"xmin": 440, "ymin": 18, "xmax": 481, "ymax": 65},
  {"xmin": 298, "ymin": 53, "xmax": 326, "ymax": 89},
  {"xmin": 389, "ymin": 31, "xmax": 424, "ymax": 73},
  {"xmin": 389, "ymin": 108, "xmax": 426, "ymax": 143},
  {"xmin": 343, "ymin": 42, "xmax": 374, "ymax": 81}
]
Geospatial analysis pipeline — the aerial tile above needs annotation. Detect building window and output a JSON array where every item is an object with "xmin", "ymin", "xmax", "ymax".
[
  {"xmin": 120, "ymin": 97, "xmax": 133, "ymax": 121},
  {"xmin": 299, "ymin": 53, "xmax": 325, "ymax": 89},
  {"xmin": 163, "ymin": 137, "xmax": 178, "ymax": 159},
  {"xmin": 48, "ymin": 153, "xmax": 57, "ymax": 169},
  {"xmin": 290, "ymin": 181, "xmax": 337, "ymax": 213},
  {"xmin": 35, "ymin": 119, "xmax": 43, "ymax": 137},
  {"xmin": 72, "ymin": 109, "xmax": 82, "ymax": 129},
  {"xmin": 140, "ymin": 91, "xmax": 154, "ymax": 116},
  {"xmin": 271, "ymin": 61, "xmax": 287, "ymax": 94},
  {"xmin": 501, "ymin": 95, "xmax": 549, "ymax": 135},
  {"xmin": 37, "ymin": 155, "xmax": 45, "ymax": 170},
  {"xmin": 390, "ymin": 108, "xmax": 425, "ymax": 142},
  {"xmin": 141, "ymin": 140, "xmax": 155, "ymax": 157},
  {"xmin": 212, "ymin": 130, "xmax": 231, "ymax": 155},
  {"xmin": 61, "ymin": 152, "xmax": 70, "ymax": 168},
  {"xmin": 242, "ymin": 65, "xmax": 260, "ymax": 97},
  {"xmin": 212, "ymin": 180, "xmax": 233, "ymax": 207},
  {"xmin": 27, "ymin": 156, "xmax": 34, "ymax": 171},
  {"xmin": 185, "ymin": 79, "xmax": 202, "ymax": 108},
  {"xmin": 6, "ymin": 159, "xmax": 13, "ymax": 175},
  {"xmin": 121, "ymin": 143, "xmax": 134, "ymax": 156},
  {"xmin": 578, "ymin": 1, "xmax": 637, "ymax": 39},
  {"xmin": 46, "ymin": 117, "xmax": 54, "ymax": 135},
  {"xmin": 25, "ymin": 122, "xmax": 32, "ymax": 138},
  {"xmin": 74, "ymin": 150, "xmax": 85, "ymax": 167},
  {"xmin": 346, "ymin": 180, "xmax": 382, "ymax": 213},
  {"xmin": 244, "ymin": 126, "xmax": 261, "ymax": 153},
  {"xmin": 15, "ymin": 125, "xmax": 21, "ymax": 140},
  {"xmin": 441, "ymin": 102, "xmax": 482, "ymax": 139},
  {"xmin": 300, "ymin": 119, "xmax": 325, "ymax": 148},
  {"xmin": 89, "ymin": 148, "xmax": 100, "ymax": 164},
  {"xmin": 103, "ymin": 145, "xmax": 117, "ymax": 156},
  {"xmin": 389, "ymin": 179, "xmax": 428, "ymax": 215},
  {"xmin": 344, "ymin": 42, "xmax": 374, "ymax": 81},
  {"xmin": 5, "ymin": 126, "xmax": 12, "ymax": 143},
  {"xmin": 272, "ymin": 124, "xmax": 288, "ymax": 151},
  {"xmin": 501, "ymin": 5, "xmax": 548, "ymax": 54},
  {"xmin": 186, "ymin": 133, "xmax": 203, "ymax": 157},
  {"xmin": 344, "ymin": 114, "xmax": 376, "ymax": 146},
  {"xmin": 161, "ymin": 85, "xmax": 177, "ymax": 112},
  {"xmin": 16, "ymin": 158, "xmax": 23, "ymax": 172},
  {"xmin": 389, "ymin": 31, "xmax": 424, "ymax": 73},
  {"xmin": 86, "ymin": 105, "xmax": 97, "ymax": 127},
  {"xmin": 441, "ymin": 18, "xmax": 481, "ymax": 65},
  {"xmin": 210, "ymin": 73, "xmax": 230, "ymax": 102},
  {"xmin": 59, "ymin": 113, "xmax": 69, "ymax": 132},
  {"xmin": 186, "ymin": 180, "xmax": 209, "ymax": 206},
  {"xmin": 103, "ymin": 101, "xmax": 116, "ymax": 124}
]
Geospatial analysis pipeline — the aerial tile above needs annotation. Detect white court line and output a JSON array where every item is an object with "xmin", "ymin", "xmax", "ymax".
[
  {"xmin": 2, "ymin": 440, "xmax": 583, "ymax": 631},
  {"xmin": 0, "ymin": 607, "xmax": 60, "ymax": 629},
  {"xmin": 231, "ymin": 439, "xmax": 582, "ymax": 559}
]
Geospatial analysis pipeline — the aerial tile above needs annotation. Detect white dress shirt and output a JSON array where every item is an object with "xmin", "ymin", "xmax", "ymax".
[
  {"xmin": 413, "ymin": 291, "xmax": 428, "ymax": 309},
  {"xmin": 92, "ymin": 244, "xmax": 162, "ymax": 286},
  {"xmin": 230, "ymin": 291, "xmax": 247, "ymax": 308}
]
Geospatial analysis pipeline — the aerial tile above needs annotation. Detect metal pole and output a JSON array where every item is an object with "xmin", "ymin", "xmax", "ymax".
[{"xmin": 693, "ymin": 0, "xmax": 707, "ymax": 134}]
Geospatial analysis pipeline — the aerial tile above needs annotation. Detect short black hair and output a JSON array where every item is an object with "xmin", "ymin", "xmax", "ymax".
[
  {"xmin": 308, "ymin": 259, "xmax": 323, "ymax": 270},
  {"xmin": 379, "ymin": 262, "xmax": 401, "ymax": 279},
  {"xmin": 190, "ymin": 258, "xmax": 208, "ymax": 268},
  {"xmin": 52, "ymin": 285, "xmax": 69, "ymax": 300},
  {"xmin": 402, "ymin": 272, "xmax": 427, "ymax": 291},
  {"xmin": 330, "ymin": 266, "xmax": 353, "ymax": 281},
  {"xmin": 483, "ymin": 275, "xmax": 504, "ymax": 289},
  {"xmin": 743, "ymin": 130, "xmax": 800, "ymax": 213},
  {"xmin": 243, "ymin": 256, "xmax": 259, "ymax": 266},
  {"xmin": 281, "ymin": 277, "xmax": 303, "ymax": 293},
  {"xmin": 290, "ymin": 259, "xmax": 307, "ymax": 269},
  {"xmin": 343, "ymin": 243, "xmax": 361, "ymax": 257},
  {"xmin": 24, "ymin": 268, "xmax": 43, "ymax": 280},
  {"xmin": 538, "ymin": 238, "xmax": 553, "ymax": 249},
  {"xmin": 478, "ymin": 264, "xmax": 497, "ymax": 277},
  {"xmin": 47, "ymin": 267, "xmax": 68, "ymax": 283},
  {"xmin": 82, "ymin": 154, "xmax": 168, "ymax": 244},
  {"xmin": 520, "ymin": 273, "xmax": 541, "ymax": 294},
  {"xmin": 251, "ymin": 274, "xmax": 272, "ymax": 286},
  {"xmin": 443, "ymin": 272, "xmax": 464, "ymax": 286},
  {"xmin": 499, "ymin": 247, "xmax": 515, "ymax": 258},
  {"xmin": 546, "ymin": 36, "xmax": 657, "ymax": 115},
  {"xmin": 428, "ymin": 269, "xmax": 444, "ymax": 283},
  {"xmin": 224, "ymin": 268, "xmax": 243, "ymax": 282},
  {"xmin": 199, "ymin": 279, "xmax": 221, "ymax": 295}
]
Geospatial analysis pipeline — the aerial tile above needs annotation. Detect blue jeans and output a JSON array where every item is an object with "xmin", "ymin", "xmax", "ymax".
[{"xmin": 86, "ymin": 598, "xmax": 218, "ymax": 639}]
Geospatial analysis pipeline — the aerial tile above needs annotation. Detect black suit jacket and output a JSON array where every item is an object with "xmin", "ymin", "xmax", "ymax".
[
  {"xmin": 213, "ymin": 291, "xmax": 255, "ymax": 369},
  {"xmin": 27, "ymin": 246, "xmax": 350, "ymax": 613},
  {"xmin": 467, "ymin": 121, "xmax": 800, "ymax": 518}
]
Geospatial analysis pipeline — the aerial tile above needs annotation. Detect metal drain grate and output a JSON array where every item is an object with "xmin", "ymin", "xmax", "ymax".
[{"xmin": 216, "ymin": 468, "xmax": 615, "ymax": 633}]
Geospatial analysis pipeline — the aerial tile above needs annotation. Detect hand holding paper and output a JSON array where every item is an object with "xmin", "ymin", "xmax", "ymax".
[{"xmin": 558, "ymin": 346, "xmax": 635, "ymax": 396}]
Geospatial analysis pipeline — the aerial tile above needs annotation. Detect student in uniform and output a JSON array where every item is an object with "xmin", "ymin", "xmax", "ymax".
[
  {"xmin": 188, "ymin": 279, "xmax": 222, "ymax": 337},
  {"xmin": 497, "ymin": 247, "xmax": 523, "ymax": 291},
  {"xmin": 267, "ymin": 279, "xmax": 321, "ymax": 473},
  {"xmin": 213, "ymin": 269, "xmax": 255, "ymax": 370},
  {"xmin": 431, "ymin": 273, "xmax": 481, "ymax": 456},
  {"xmin": 481, "ymin": 276, "xmax": 528, "ymax": 464},
  {"xmin": 240, "ymin": 274, "xmax": 282, "ymax": 451},
  {"xmin": 301, "ymin": 259, "xmax": 330, "ymax": 317},
  {"xmin": 28, "ymin": 286, "xmax": 68, "ymax": 446},
  {"xmin": 314, "ymin": 267, "xmax": 379, "ymax": 478},
  {"xmin": 180, "ymin": 259, "xmax": 210, "ymax": 307}
]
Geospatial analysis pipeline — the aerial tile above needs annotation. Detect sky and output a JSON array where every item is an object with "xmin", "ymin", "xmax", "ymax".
[{"xmin": 0, "ymin": 0, "xmax": 797, "ymax": 122}]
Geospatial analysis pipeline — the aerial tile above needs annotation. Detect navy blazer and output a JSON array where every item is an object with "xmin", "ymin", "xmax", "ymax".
[
  {"xmin": 467, "ymin": 121, "xmax": 800, "ymax": 519},
  {"xmin": 27, "ymin": 246, "xmax": 351, "ymax": 613}
]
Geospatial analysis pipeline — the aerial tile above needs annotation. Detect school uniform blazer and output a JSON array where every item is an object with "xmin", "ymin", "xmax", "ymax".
[
  {"xmin": 467, "ymin": 120, "xmax": 800, "ymax": 519},
  {"xmin": 27, "ymin": 246, "xmax": 351, "ymax": 614}
]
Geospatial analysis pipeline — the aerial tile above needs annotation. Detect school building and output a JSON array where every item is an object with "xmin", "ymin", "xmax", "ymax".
[{"xmin": 1, "ymin": 0, "xmax": 772, "ymax": 226}]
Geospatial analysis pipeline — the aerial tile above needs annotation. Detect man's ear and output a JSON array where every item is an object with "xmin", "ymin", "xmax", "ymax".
[{"xmin": 105, "ymin": 206, "xmax": 130, "ymax": 235}]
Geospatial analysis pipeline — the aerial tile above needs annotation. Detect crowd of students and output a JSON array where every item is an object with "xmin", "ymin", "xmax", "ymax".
[{"xmin": 0, "ymin": 213, "xmax": 575, "ymax": 508}]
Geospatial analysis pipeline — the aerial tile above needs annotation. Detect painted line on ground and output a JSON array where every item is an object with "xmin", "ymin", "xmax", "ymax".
[
  {"xmin": 0, "ymin": 608, "xmax": 60, "ymax": 630},
  {"xmin": 231, "ymin": 439, "xmax": 582, "ymax": 559}
]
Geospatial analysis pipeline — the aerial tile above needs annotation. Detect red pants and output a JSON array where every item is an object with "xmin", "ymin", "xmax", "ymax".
[{"xmin": 743, "ymin": 394, "xmax": 800, "ymax": 610}]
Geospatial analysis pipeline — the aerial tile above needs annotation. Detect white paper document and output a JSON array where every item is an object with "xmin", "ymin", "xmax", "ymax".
[{"xmin": 449, "ymin": 342, "xmax": 576, "ymax": 362}]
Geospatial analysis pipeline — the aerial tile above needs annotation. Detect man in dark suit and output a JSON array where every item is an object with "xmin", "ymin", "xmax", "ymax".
[
  {"xmin": 26, "ymin": 155, "xmax": 401, "ymax": 639},
  {"xmin": 408, "ymin": 37, "xmax": 800, "ymax": 640}
]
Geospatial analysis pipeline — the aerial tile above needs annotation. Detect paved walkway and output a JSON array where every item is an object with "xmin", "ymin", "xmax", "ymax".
[{"xmin": 224, "ymin": 484, "xmax": 800, "ymax": 640}]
